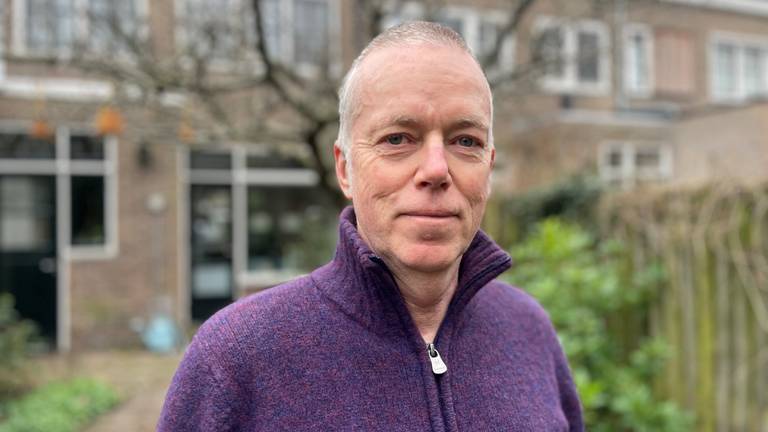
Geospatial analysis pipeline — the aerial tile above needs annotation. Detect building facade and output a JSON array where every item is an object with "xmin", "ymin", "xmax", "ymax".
[{"xmin": 1, "ymin": 0, "xmax": 767, "ymax": 351}]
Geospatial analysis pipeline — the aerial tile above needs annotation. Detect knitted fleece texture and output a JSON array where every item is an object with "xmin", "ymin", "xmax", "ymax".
[{"xmin": 158, "ymin": 207, "xmax": 584, "ymax": 431}]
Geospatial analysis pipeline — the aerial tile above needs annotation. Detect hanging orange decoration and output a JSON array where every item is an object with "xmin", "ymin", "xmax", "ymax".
[
  {"xmin": 29, "ymin": 118, "xmax": 54, "ymax": 140},
  {"xmin": 95, "ymin": 105, "xmax": 125, "ymax": 136},
  {"xmin": 177, "ymin": 120, "xmax": 196, "ymax": 143}
]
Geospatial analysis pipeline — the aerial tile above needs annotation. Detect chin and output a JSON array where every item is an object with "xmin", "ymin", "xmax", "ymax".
[{"xmin": 395, "ymin": 243, "xmax": 463, "ymax": 273}]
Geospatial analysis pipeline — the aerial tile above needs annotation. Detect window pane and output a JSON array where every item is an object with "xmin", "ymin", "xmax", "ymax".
[
  {"xmin": 294, "ymin": 0, "xmax": 328, "ymax": 65},
  {"xmin": 635, "ymin": 149, "xmax": 660, "ymax": 167},
  {"xmin": 577, "ymin": 31, "xmax": 599, "ymax": 83},
  {"xmin": 71, "ymin": 176, "xmax": 105, "ymax": 246},
  {"xmin": 70, "ymin": 135, "xmax": 105, "ymax": 160},
  {"xmin": 607, "ymin": 150, "xmax": 622, "ymax": 167},
  {"xmin": 627, "ymin": 32, "xmax": 649, "ymax": 91},
  {"xmin": 535, "ymin": 27, "xmax": 565, "ymax": 79},
  {"xmin": 715, "ymin": 43, "xmax": 738, "ymax": 96},
  {"xmin": 27, "ymin": 0, "xmax": 74, "ymax": 54},
  {"xmin": 247, "ymin": 187, "xmax": 334, "ymax": 272},
  {"xmin": 185, "ymin": 0, "xmax": 246, "ymax": 59},
  {"xmin": 88, "ymin": 0, "xmax": 138, "ymax": 53},
  {"xmin": 190, "ymin": 151, "xmax": 231, "ymax": 170},
  {"xmin": 744, "ymin": 47, "xmax": 766, "ymax": 96},
  {"xmin": 261, "ymin": 0, "xmax": 281, "ymax": 60},
  {"xmin": 0, "ymin": 177, "xmax": 55, "ymax": 252},
  {"xmin": 0, "ymin": 133, "xmax": 55, "ymax": 159}
]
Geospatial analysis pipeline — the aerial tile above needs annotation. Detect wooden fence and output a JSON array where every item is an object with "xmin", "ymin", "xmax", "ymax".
[{"xmin": 600, "ymin": 183, "xmax": 768, "ymax": 432}]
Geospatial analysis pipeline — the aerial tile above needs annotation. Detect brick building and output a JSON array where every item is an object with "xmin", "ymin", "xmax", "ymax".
[{"xmin": 1, "ymin": 0, "xmax": 766, "ymax": 351}]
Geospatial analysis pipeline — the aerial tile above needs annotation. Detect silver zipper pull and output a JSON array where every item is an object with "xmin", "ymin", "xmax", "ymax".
[{"xmin": 427, "ymin": 343, "xmax": 447, "ymax": 375}]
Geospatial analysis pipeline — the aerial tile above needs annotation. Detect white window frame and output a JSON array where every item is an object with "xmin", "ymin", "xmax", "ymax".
[
  {"xmin": 382, "ymin": 3, "xmax": 516, "ymax": 74},
  {"xmin": 534, "ymin": 16, "xmax": 611, "ymax": 96},
  {"xmin": 0, "ymin": 123, "xmax": 119, "ymax": 260},
  {"xmin": 709, "ymin": 31, "xmax": 768, "ymax": 103},
  {"xmin": 183, "ymin": 144, "xmax": 321, "ymax": 301},
  {"xmin": 623, "ymin": 23, "xmax": 654, "ymax": 98},
  {"xmin": 12, "ymin": 0, "xmax": 148, "ymax": 59},
  {"xmin": 598, "ymin": 141, "xmax": 673, "ymax": 188}
]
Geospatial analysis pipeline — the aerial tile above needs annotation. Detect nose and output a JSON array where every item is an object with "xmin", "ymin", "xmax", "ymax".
[{"xmin": 414, "ymin": 136, "xmax": 450, "ymax": 190}]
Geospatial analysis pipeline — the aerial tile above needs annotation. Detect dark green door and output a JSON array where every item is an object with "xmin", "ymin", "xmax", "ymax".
[{"xmin": 0, "ymin": 175, "xmax": 57, "ymax": 344}]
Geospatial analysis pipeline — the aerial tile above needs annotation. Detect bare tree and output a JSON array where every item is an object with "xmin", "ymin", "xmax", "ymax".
[{"xmin": 71, "ymin": 0, "xmax": 625, "ymax": 205}]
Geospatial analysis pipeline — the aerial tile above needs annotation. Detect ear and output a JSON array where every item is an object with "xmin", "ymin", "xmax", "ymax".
[
  {"xmin": 334, "ymin": 143, "xmax": 353, "ymax": 199},
  {"xmin": 490, "ymin": 148, "xmax": 496, "ymax": 168}
]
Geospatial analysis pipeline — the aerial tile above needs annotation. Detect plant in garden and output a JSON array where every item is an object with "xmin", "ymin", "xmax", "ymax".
[
  {"xmin": 507, "ymin": 219, "xmax": 693, "ymax": 432},
  {"xmin": 0, "ymin": 378, "xmax": 119, "ymax": 432},
  {"xmin": 0, "ymin": 293, "xmax": 37, "ymax": 402}
]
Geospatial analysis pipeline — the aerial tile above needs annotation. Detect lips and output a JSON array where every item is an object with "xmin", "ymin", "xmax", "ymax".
[{"xmin": 400, "ymin": 209, "xmax": 459, "ymax": 218}]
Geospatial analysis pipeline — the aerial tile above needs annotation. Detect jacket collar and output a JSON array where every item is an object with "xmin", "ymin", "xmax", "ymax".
[{"xmin": 311, "ymin": 206, "xmax": 512, "ymax": 340}]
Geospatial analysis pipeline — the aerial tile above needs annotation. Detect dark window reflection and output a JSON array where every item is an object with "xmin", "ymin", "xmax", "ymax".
[
  {"xmin": 247, "ymin": 187, "xmax": 335, "ymax": 272},
  {"xmin": 0, "ymin": 133, "xmax": 55, "ymax": 159},
  {"xmin": 190, "ymin": 151, "xmax": 231, "ymax": 170},
  {"xmin": 71, "ymin": 176, "xmax": 105, "ymax": 245},
  {"xmin": 70, "ymin": 135, "xmax": 105, "ymax": 160}
]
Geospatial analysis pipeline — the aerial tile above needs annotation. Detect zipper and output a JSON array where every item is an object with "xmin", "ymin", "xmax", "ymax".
[{"xmin": 426, "ymin": 342, "xmax": 447, "ymax": 375}]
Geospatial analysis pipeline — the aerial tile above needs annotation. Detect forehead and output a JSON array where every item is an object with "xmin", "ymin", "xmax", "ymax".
[{"xmin": 352, "ymin": 43, "xmax": 492, "ymax": 128}]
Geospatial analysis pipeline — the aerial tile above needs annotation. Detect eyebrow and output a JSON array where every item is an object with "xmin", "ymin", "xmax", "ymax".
[
  {"xmin": 450, "ymin": 117, "xmax": 489, "ymax": 132},
  {"xmin": 371, "ymin": 115, "xmax": 489, "ymax": 133}
]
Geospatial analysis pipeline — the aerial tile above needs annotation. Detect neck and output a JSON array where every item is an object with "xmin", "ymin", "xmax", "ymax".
[{"xmin": 387, "ymin": 261, "xmax": 461, "ymax": 344}]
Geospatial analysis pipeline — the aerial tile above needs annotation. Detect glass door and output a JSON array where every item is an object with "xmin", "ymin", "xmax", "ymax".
[{"xmin": 190, "ymin": 184, "xmax": 233, "ymax": 321}]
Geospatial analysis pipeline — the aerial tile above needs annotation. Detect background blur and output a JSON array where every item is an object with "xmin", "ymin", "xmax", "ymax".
[{"xmin": 0, "ymin": 0, "xmax": 767, "ymax": 430}]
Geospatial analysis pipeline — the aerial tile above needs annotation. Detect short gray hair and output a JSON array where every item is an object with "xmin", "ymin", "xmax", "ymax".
[{"xmin": 336, "ymin": 21, "xmax": 494, "ymax": 157}]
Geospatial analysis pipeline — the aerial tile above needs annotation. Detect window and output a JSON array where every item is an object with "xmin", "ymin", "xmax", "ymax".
[
  {"xmin": 599, "ymin": 142, "xmax": 672, "ymax": 188},
  {"xmin": 383, "ymin": 4, "xmax": 515, "ymax": 73},
  {"xmin": 0, "ymin": 130, "xmax": 116, "ymax": 257},
  {"xmin": 15, "ymin": 0, "xmax": 143, "ymax": 57},
  {"xmin": 182, "ymin": 0, "xmax": 254, "ymax": 61},
  {"xmin": 533, "ymin": 18, "xmax": 610, "ymax": 95},
  {"xmin": 71, "ymin": 176, "xmax": 105, "ymax": 245},
  {"xmin": 259, "ymin": 0, "xmax": 335, "ymax": 71},
  {"xmin": 294, "ymin": 0, "xmax": 329, "ymax": 65},
  {"xmin": 247, "ymin": 186, "xmax": 333, "ymax": 272},
  {"xmin": 711, "ymin": 34, "xmax": 768, "ymax": 101},
  {"xmin": 25, "ymin": 0, "xmax": 75, "ymax": 55},
  {"xmin": 86, "ymin": 0, "xmax": 139, "ymax": 54},
  {"xmin": 624, "ymin": 24, "xmax": 654, "ymax": 96},
  {"xmin": 186, "ymin": 146, "xmax": 336, "ymax": 311}
]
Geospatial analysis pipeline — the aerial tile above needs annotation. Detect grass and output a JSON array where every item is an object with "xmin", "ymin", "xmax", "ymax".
[{"xmin": 0, "ymin": 378, "xmax": 119, "ymax": 432}]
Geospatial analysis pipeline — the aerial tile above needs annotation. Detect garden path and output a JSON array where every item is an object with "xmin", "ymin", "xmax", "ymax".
[{"xmin": 33, "ymin": 350, "xmax": 181, "ymax": 432}]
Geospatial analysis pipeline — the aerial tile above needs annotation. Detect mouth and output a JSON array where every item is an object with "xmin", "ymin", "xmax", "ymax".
[{"xmin": 400, "ymin": 210, "xmax": 459, "ymax": 219}]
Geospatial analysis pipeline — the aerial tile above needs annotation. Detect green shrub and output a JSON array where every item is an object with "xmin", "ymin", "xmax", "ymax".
[
  {"xmin": 507, "ymin": 219, "xmax": 693, "ymax": 432},
  {"xmin": 0, "ymin": 378, "xmax": 119, "ymax": 432},
  {"xmin": 0, "ymin": 293, "xmax": 37, "ymax": 401}
]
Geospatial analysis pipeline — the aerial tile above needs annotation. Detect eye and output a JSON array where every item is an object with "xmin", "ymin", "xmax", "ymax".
[
  {"xmin": 384, "ymin": 134, "xmax": 407, "ymax": 145},
  {"xmin": 456, "ymin": 136, "xmax": 478, "ymax": 148}
]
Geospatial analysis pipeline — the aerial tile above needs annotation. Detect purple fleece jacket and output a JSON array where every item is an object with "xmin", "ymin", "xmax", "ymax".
[{"xmin": 158, "ymin": 207, "xmax": 583, "ymax": 431}]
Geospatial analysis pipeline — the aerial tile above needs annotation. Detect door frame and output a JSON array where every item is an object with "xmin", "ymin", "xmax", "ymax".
[{"xmin": 0, "ymin": 120, "xmax": 118, "ymax": 351}]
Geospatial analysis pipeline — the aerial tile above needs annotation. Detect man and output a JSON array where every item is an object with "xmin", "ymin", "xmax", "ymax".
[{"xmin": 158, "ymin": 22, "xmax": 583, "ymax": 431}]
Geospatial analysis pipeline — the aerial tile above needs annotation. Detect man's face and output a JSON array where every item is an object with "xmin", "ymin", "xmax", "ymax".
[{"xmin": 335, "ymin": 43, "xmax": 495, "ymax": 274}]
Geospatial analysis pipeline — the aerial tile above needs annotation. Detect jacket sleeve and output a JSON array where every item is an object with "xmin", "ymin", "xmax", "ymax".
[
  {"xmin": 156, "ymin": 333, "xmax": 241, "ymax": 432},
  {"xmin": 551, "ymin": 340, "xmax": 585, "ymax": 432}
]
